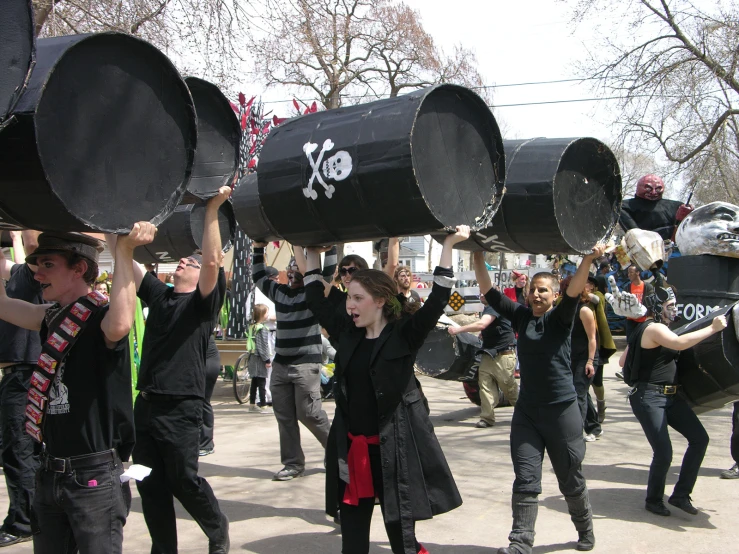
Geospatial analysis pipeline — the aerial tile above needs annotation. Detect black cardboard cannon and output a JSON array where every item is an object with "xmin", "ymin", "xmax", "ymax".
[
  {"xmin": 668, "ymin": 255, "xmax": 739, "ymax": 324},
  {"xmin": 233, "ymin": 84, "xmax": 505, "ymax": 244},
  {"xmin": 0, "ymin": 0, "xmax": 34, "ymax": 130},
  {"xmin": 0, "ymin": 32, "xmax": 196, "ymax": 234},
  {"xmin": 442, "ymin": 137, "xmax": 622, "ymax": 254},
  {"xmin": 133, "ymin": 201, "xmax": 236, "ymax": 265},
  {"xmin": 674, "ymin": 303, "xmax": 739, "ymax": 413},
  {"xmin": 183, "ymin": 77, "xmax": 239, "ymax": 202}
]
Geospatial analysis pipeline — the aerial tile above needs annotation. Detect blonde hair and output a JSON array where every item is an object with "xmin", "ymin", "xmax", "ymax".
[{"xmin": 253, "ymin": 304, "xmax": 269, "ymax": 323}]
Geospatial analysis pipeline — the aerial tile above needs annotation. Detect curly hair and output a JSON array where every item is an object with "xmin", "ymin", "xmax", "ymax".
[{"xmin": 349, "ymin": 269, "xmax": 419, "ymax": 321}]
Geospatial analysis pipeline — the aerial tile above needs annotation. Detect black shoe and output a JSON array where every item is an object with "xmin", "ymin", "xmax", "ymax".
[
  {"xmin": 668, "ymin": 495, "xmax": 698, "ymax": 515},
  {"xmin": 0, "ymin": 532, "xmax": 32, "ymax": 547},
  {"xmin": 645, "ymin": 500, "xmax": 671, "ymax": 516},
  {"xmin": 208, "ymin": 514, "xmax": 230, "ymax": 554},
  {"xmin": 273, "ymin": 466, "xmax": 305, "ymax": 481},
  {"xmin": 576, "ymin": 530, "xmax": 595, "ymax": 551}
]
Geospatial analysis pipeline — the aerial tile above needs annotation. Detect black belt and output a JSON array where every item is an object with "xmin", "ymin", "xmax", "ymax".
[
  {"xmin": 1, "ymin": 364, "xmax": 35, "ymax": 376},
  {"xmin": 140, "ymin": 391, "xmax": 197, "ymax": 402},
  {"xmin": 639, "ymin": 383, "xmax": 681, "ymax": 395},
  {"xmin": 41, "ymin": 449, "xmax": 118, "ymax": 473}
]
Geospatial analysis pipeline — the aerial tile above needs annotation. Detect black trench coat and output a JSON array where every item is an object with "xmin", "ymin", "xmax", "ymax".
[{"xmin": 304, "ymin": 268, "xmax": 463, "ymax": 554}]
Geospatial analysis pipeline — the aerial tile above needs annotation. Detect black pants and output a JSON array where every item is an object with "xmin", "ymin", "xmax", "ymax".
[
  {"xmin": 32, "ymin": 454, "xmax": 131, "ymax": 554},
  {"xmin": 0, "ymin": 366, "xmax": 39, "ymax": 536},
  {"xmin": 249, "ymin": 376, "xmax": 267, "ymax": 405},
  {"xmin": 629, "ymin": 385, "xmax": 709, "ymax": 503},
  {"xmin": 731, "ymin": 402, "xmax": 739, "ymax": 465},
  {"xmin": 340, "ymin": 445, "xmax": 419, "ymax": 554},
  {"xmin": 510, "ymin": 400, "xmax": 587, "ymax": 496},
  {"xmin": 571, "ymin": 359, "xmax": 601, "ymax": 436},
  {"xmin": 199, "ymin": 353, "xmax": 221, "ymax": 451},
  {"xmin": 133, "ymin": 395, "xmax": 226, "ymax": 554},
  {"xmin": 592, "ymin": 362, "xmax": 604, "ymax": 388}
]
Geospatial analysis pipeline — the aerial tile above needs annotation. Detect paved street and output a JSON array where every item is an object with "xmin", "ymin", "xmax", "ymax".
[{"xmin": 2, "ymin": 350, "xmax": 737, "ymax": 553}]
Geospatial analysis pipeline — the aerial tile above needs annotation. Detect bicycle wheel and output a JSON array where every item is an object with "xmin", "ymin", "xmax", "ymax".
[{"xmin": 232, "ymin": 353, "xmax": 251, "ymax": 404}]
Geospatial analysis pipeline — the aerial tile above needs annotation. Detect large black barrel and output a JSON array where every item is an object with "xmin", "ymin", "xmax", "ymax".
[
  {"xmin": 250, "ymin": 84, "xmax": 504, "ymax": 246},
  {"xmin": 0, "ymin": 0, "xmax": 34, "ymax": 127},
  {"xmin": 0, "ymin": 33, "xmax": 196, "ymax": 234},
  {"xmin": 669, "ymin": 255, "xmax": 739, "ymax": 324},
  {"xmin": 133, "ymin": 201, "xmax": 236, "ymax": 265},
  {"xmin": 231, "ymin": 172, "xmax": 281, "ymax": 241},
  {"xmin": 183, "ymin": 77, "xmax": 239, "ymax": 202},
  {"xmin": 675, "ymin": 303, "xmax": 739, "ymax": 413},
  {"xmin": 448, "ymin": 137, "xmax": 622, "ymax": 254}
]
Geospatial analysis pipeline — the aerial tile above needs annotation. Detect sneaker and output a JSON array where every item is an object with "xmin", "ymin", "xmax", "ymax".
[
  {"xmin": 475, "ymin": 420, "xmax": 494, "ymax": 428},
  {"xmin": 583, "ymin": 433, "xmax": 596, "ymax": 442},
  {"xmin": 248, "ymin": 404, "xmax": 261, "ymax": 413},
  {"xmin": 0, "ymin": 532, "xmax": 32, "ymax": 547},
  {"xmin": 615, "ymin": 371, "xmax": 624, "ymax": 380},
  {"xmin": 199, "ymin": 448, "xmax": 214, "ymax": 457},
  {"xmin": 720, "ymin": 463, "xmax": 739, "ymax": 479},
  {"xmin": 645, "ymin": 500, "xmax": 671, "ymax": 516},
  {"xmin": 668, "ymin": 495, "xmax": 698, "ymax": 515},
  {"xmin": 593, "ymin": 429, "xmax": 604, "ymax": 439},
  {"xmin": 273, "ymin": 466, "xmax": 305, "ymax": 481}
]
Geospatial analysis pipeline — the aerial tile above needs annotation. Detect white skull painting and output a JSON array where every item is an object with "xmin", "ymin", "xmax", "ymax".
[
  {"xmin": 676, "ymin": 202, "xmax": 739, "ymax": 258},
  {"xmin": 323, "ymin": 151, "xmax": 353, "ymax": 182}
]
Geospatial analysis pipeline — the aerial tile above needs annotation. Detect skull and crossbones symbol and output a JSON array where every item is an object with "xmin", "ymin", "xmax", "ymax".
[{"xmin": 302, "ymin": 139, "xmax": 353, "ymax": 200}]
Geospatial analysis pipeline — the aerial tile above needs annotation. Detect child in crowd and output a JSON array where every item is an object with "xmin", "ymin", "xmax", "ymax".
[{"xmin": 248, "ymin": 304, "xmax": 273, "ymax": 413}]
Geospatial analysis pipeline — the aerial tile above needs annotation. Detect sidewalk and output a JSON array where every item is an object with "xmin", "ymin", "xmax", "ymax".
[{"xmin": 1, "ymin": 354, "xmax": 736, "ymax": 553}]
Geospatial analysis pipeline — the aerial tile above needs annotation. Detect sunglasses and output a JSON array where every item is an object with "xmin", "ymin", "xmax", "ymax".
[{"xmin": 339, "ymin": 267, "xmax": 358, "ymax": 276}]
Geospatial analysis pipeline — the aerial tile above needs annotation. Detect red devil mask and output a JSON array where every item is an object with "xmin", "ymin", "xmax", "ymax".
[{"xmin": 636, "ymin": 174, "xmax": 665, "ymax": 201}]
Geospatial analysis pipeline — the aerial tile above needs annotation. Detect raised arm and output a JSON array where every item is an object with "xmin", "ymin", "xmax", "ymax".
[
  {"xmin": 475, "ymin": 251, "xmax": 520, "ymax": 323},
  {"xmin": 251, "ymin": 242, "xmax": 280, "ymax": 301},
  {"xmin": 10, "ymin": 231, "xmax": 25, "ymax": 264},
  {"xmin": 0, "ymin": 276, "xmax": 49, "ymax": 331},
  {"xmin": 566, "ymin": 244, "xmax": 605, "ymax": 299},
  {"xmin": 199, "ymin": 186, "xmax": 231, "ymax": 298},
  {"xmin": 644, "ymin": 315, "xmax": 727, "ymax": 351},
  {"xmin": 0, "ymin": 232, "xmax": 14, "ymax": 281},
  {"xmin": 385, "ymin": 237, "xmax": 399, "ymax": 278},
  {"xmin": 448, "ymin": 312, "xmax": 493, "ymax": 336},
  {"xmin": 580, "ymin": 306, "xmax": 597, "ymax": 377},
  {"xmin": 105, "ymin": 233, "xmax": 147, "ymax": 291},
  {"xmin": 101, "ymin": 222, "xmax": 157, "ymax": 348},
  {"xmin": 293, "ymin": 245, "xmax": 308, "ymax": 276}
]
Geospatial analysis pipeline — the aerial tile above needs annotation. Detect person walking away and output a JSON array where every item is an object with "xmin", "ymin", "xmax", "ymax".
[{"xmin": 247, "ymin": 304, "xmax": 272, "ymax": 413}]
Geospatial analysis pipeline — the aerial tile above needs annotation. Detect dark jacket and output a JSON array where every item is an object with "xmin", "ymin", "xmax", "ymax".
[{"xmin": 304, "ymin": 268, "xmax": 463, "ymax": 553}]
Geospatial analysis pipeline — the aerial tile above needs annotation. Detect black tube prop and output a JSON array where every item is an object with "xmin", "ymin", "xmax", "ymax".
[
  {"xmin": 0, "ymin": 33, "xmax": 196, "ymax": 234},
  {"xmin": 667, "ymin": 255, "xmax": 739, "ymax": 324},
  {"xmin": 445, "ymin": 137, "xmax": 622, "ymax": 254},
  {"xmin": 183, "ymin": 77, "xmax": 239, "ymax": 202},
  {"xmin": 0, "ymin": 0, "xmax": 35, "ymax": 127},
  {"xmin": 133, "ymin": 201, "xmax": 236, "ymax": 265},
  {"xmin": 232, "ymin": 172, "xmax": 282, "ymax": 242},
  {"xmin": 248, "ymin": 84, "xmax": 504, "ymax": 245}
]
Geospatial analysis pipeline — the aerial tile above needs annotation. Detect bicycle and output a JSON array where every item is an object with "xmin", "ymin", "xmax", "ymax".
[{"xmin": 232, "ymin": 353, "xmax": 252, "ymax": 404}]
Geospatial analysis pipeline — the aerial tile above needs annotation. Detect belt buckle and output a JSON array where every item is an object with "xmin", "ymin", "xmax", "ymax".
[
  {"xmin": 663, "ymin": 385, "xmax": 677, "ymax": 395},
  {"xmin": 46, "ymin": 456, "xmax": 66, "ymax": 473}
]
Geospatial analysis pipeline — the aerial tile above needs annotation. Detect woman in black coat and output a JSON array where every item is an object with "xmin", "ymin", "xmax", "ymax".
[{"xmin": 303, "ymin": 227, "xmax": 468, "ymax": 554}]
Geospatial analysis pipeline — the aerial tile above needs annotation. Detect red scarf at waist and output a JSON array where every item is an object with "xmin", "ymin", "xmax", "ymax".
[{"xmin": 342, "ymin": 432, "xmax": 380, "ymax": 506}]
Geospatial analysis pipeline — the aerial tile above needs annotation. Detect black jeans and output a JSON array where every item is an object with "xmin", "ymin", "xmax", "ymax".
[
  {"xmin": 133, "ymin": 395, "xmax": 226, "ymax": 554},
  {"xmin": 510, "ymin": 400, "xmax": 587, "ymax": 496},
  {"xmin": 571, "ymin": 359, "xmax": 601, "ymax": 436},
  {"xmin": 629, "ymin": 385, "xmax": 709, "ymax": 503},
  {"xmin": 249, "ymin": 376, "xmax": 267, "ymax": 405},
  {"xmin": 199, "ymin": 354, "xmax": 221, "ymax": 451},
  {"xmin": 731, "ymin": 402, "xmax": 739, "ymax": 465},
  {"xmin": 340, "ymin": 445, "xmax": 419, "ymax": 554},
  {"xmin": 32, "ymin": 454, "xmax": 131, "ymax": 554},
  {"xmin": 0, "ymin": 366, "xmax": 39, "ymax": 536}
]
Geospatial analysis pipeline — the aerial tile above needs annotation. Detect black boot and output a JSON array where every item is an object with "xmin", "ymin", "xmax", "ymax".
[
  {"xmin": 564, "ymin": 488, "xmax": 594, "ymax": 552},
  {"xmin": 502, "ymin": 493, "xmax": 538, "ymax": 554}
]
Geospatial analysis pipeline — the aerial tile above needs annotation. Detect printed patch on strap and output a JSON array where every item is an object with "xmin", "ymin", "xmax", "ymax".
[
  {"xmin": 47, "ymin": 333, "xmax": 69, "ymax": 353},
  {"xmin": 70, "ymin": 302, "xmax": 92, "ymax": 321},
  {"xmin": 25, "ymin": 404, "xmax": 44, "ymax": 425},
  {"xmin": 38, "ymin": 353, "xmax": 58, "ymax": 374},
  {"xmin": 31, "ymin": 371, "xmax": 51, "ymax": 393},
  {"xmin": 59, "ymin": 318, "xmax": 81, "ymax": 337},
  {"xmin": 87, "ymin": 290, "xmax": 109, "ymax": 307},
  {"xmin": 25, "ymin": 421, "xmax": 42, "ymax": 442},
  {"xmin": 27, "ymin": 388, "xmax": 47, "ymax": 410}
]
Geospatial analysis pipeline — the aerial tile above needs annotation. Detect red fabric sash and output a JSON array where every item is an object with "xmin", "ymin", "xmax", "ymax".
[{"xmin": 342, "ymin": 432, "xmax": 380, "ymax": 506}]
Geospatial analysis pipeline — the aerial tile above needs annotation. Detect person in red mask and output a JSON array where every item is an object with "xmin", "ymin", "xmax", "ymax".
[{"xmin": 619, "ymin": 174, "xmax": 693, "ymax": 240}]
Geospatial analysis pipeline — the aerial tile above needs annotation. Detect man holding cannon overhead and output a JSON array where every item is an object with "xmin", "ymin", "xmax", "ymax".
[
  {"xmin": 0, "ymin": 223, "xmax": 156, "ymax": 554},
  {"xmin": 129, "ymin": 187, "xmax": 230, "ymax": 554}
]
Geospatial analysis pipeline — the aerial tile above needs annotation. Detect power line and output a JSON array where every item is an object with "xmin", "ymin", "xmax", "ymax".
[{"xmin": 491, "ymin": 96, "xmax": 624, "ymax": 108}]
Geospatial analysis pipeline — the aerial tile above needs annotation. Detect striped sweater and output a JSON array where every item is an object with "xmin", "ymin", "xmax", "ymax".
[{"xmin": 252, "ymin": 248, "xmax": 323, "ymax": 365}]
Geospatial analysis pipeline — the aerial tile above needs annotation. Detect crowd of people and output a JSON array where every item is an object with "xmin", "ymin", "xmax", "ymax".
[{"xmin": 0, "ymin": 177, "xmax": 736, "ymax": 554}]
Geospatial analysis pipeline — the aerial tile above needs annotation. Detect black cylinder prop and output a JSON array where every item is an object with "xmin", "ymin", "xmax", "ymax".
[
  {"xmin": 183, "ymin": 77, "xmax": 239, "ymax": 202},
  {"xmin": 668, "ymin": 254, "xmax": 739, "ymax": 324},
  {"xmin": 0, "ymin": 0, "xmax": 35, "ymax": 127},
  {"xmin": 133, "ymin": 201, "xmax": 236, "ymax": 265},
  {"xmin": 252, "ymin": 84, "xmax": 504, "ymax": 245},
  {"xmin": 675, "ymin": 303, "xmax": 739, "ymax": 413},
  {"xmin": 0, "ymin": 33, "xmax": 196, "ymax": 233},
  {"xmin": 447, "ymin": 137, "xmax": 622, "ymax": 254},
  {"xmin": 231, "ymin": 172, "xmax": 282, "ymax": 241}
]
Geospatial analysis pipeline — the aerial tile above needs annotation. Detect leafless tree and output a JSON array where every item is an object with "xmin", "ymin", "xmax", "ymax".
[
  {"xmin": 571, "ymin": 0, "xmax": 739, "ymax": 203},
  {"xmin": 32, "ymin": 0, "xmax": 251, "ymax": 89},
  {"xmin": 609, "ymin": 144, "xmax": 664, "ymax": 198}
]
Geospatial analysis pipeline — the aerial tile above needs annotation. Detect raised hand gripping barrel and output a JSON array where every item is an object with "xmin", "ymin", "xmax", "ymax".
[
  {"xmin": 183, "ymin": 77, "xmax": 239, "ymax": 202},
  {"xmin": 0, "ymin": 0, "xmax": 35, "ymax": 128},
  {"xmin": 133, "ymin": 201, "xmax": 236, "ymax": 265},
  {"xmin": 0, "ymin": 33, "xmax": 196, "ymax": 234},
  {"xmin": 245, "ymin": 84, "xmax": 504, "ymax": 245},
  {"xmin": 448, "ymin": 137, "xmax": 622, "ymax": 254}
]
